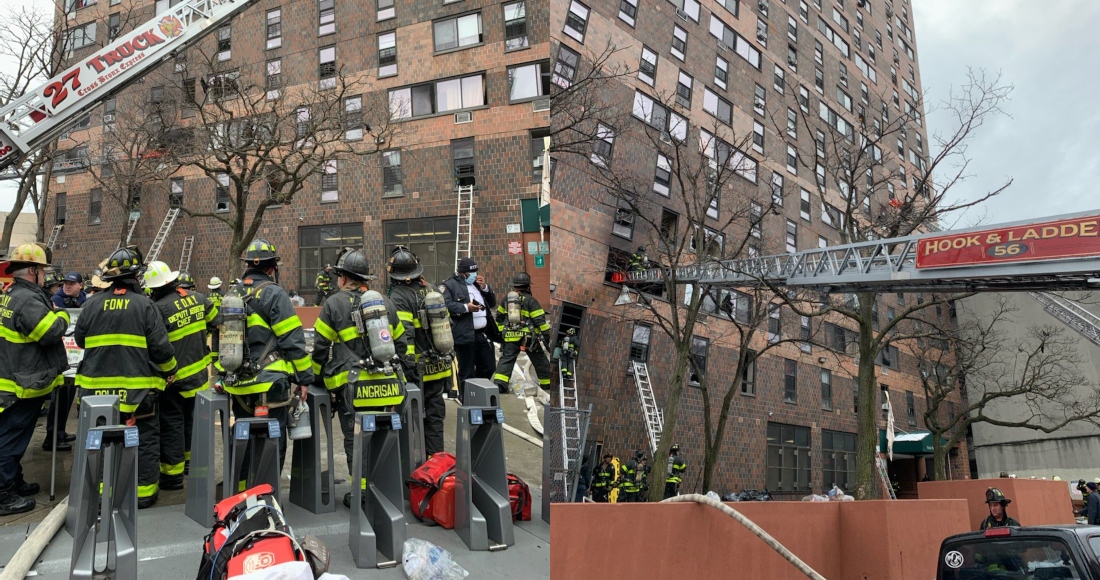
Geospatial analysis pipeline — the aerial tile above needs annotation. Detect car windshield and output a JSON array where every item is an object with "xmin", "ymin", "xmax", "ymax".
[{"xmin": 940, "ymin": 538, "xmax": 1083, "ymax": 580}]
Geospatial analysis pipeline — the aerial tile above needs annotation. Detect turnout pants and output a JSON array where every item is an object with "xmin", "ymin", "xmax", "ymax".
[
  {"xmin": 124, "ymin": 394, "xmax": 161, "ymax": 500},
  {"xmin": 159, "ymin": 385, "xmax": 196, "ymax": 485},
  {"xmin": 333, "ymin": 389, "xmax": 391, "ymax": 490},
  {"xmin": 591, "ymin": 487, "xmax": 610, "ymax": 503},
  {"xmin": 493, "ymin": 340, "xmax": 552, "ymax": 390},
  {"xmin": 0, "ymin": 396, "xmax": 47, "ymax": 491},
  {"xmin": 422, "ymin": 377, "xmax": 448, "ymax": 457},
  {"xmin": 230, "ymin": 379, "xmax": 292, "ymax": 492}
]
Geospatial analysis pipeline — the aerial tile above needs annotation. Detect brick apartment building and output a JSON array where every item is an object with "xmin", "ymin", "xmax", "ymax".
[
  {"xmin": 46, "ymin": 0, "xmax": 551, "ymax": 303},
  {"xmin": 548, "ymin": 0, "xmax": 969, "ymax": 497}
]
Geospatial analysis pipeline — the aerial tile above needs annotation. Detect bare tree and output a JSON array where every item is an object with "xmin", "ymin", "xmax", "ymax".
[
  {"xmin": 775, "ymin": 68, "xmax": 1014, "ymax": 498},
  {"xmin": 913, "ymin": 296, "xmax": 1100, "ymax": 479}
]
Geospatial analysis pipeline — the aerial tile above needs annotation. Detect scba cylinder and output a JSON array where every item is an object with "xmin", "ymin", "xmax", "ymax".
[
  {"xmin": 359, "ymin": 290, "xmax": 396, "ymax": 365},
  {"xmin": 506, "ymin": 291, "xmax": 522, "ymax": 325},
  {"xmin": 218, "ymin": 294, "xmax": 246, "ymax": 372},
  {"xmin": 424, "ymin": 291, "xmax": 454, "ymax": 354}
]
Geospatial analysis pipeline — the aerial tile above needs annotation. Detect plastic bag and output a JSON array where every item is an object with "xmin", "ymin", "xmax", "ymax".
[
  {"xmin": 705, "ymin": 491, "xmax": 721, "ymax": 502},
  {"xmin": 801, "ymin": 494, "xmax": 830, "ymax": 502},
  {"xmin": 402, "ymin": 538, "xmax": 469, "ymax": 580}
]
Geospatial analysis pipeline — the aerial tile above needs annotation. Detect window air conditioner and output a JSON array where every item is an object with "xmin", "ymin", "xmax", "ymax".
[
  {"xmin": 454, "ymin": 111, "xmax": 472, "ymax": 124},
  {"xmin": 676, "ymin": 9, "xmax": 688, "ymax": 21},
  {"xmin": 532, "ymin": 98, "xmax": 550, "ymax": 112}
]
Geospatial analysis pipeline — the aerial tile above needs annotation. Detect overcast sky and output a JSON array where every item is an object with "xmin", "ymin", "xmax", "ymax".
[{"xmin": 3, "ymin": 0, "xmax": 1099, "ymax": 227}]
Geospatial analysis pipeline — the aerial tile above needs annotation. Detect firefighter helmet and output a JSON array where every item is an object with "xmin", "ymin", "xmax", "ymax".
[
  {"xmin": 634, "ymin": 450, "xmax": 644, "ymax": 461},
  {"xmin": 2, "ymin": 242, "xmax": 52, "ymax": 277},
  {"xmin": 335, "ymin": 248, "xmax": 374, "ymax": 281},
  {"xmin": 241, "ymin": 238, "xmax": 280, "ymax": 266},
  {"xmin": 208, "ymin": 276, "xmax": 223, "ymax": 290},
  {"xmin": 512, "ymin": 272, "xmax": 532, "ymax": 288},
  {"xmin": 142, "ymin": 261, "xmax": 179, "ymax": 289},
  {"xmin": 101, "ymin": 247, "xmax": 144, "ymax": 281},
  {"xmin": 178, "ymin": 271, "xmax": 195, "ymax": 288},
  {"xmin": 387, "ymin": 246, "xmax": 424, "ymax": 282},
  {"xmin": 670, "ymin": 444, "xmax": 680, "ymax": 454},
  {"xmin": 985, "ymin": 487, "xmax": 1011, "ymax": 505},
  {"xmin": 43, "ymin": 268, "xmax": 63, "ymax": 288}
]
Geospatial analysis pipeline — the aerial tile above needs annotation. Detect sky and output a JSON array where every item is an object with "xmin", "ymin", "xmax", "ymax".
[{"xmin": 3, "ymin": 0, "xmax": 1100, "ymax": 227}]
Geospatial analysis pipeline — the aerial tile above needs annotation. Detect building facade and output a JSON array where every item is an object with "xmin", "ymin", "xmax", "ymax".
[
  {"xmin": 47, "ymin": 0, "xmax": 551, "ymax": 302},
  {"xmin": 549, "ymin": 0, "xmax": 968, "ymax": 497}
]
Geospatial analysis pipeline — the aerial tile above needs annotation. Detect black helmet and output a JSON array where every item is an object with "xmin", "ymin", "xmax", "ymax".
[
  {"xmin": 44, "ymin": 268, "xmax": 63, "ymax": 288},
  {"xmin": 985, "ymin": 487, "xmax": 1010, "ymax": 505},
  {"xmin": 101, "ymin": 247, "xmax": 144, "ymax": 281},
  {"xmin": 241, "ymin": 238, "xmax": 280, "ymax": 267},
  {"xmin": 178, "ymin": 271, "xmax": 195, "ymax": 289},
  {"xmin": 512, "ymin": 272, "xmax": 532, "ymax": 288},
  {"xmin": 671, "ymin": 444, "xmax": 680, "ymax": 454},
  {"xmin": 335, "ymin": 248, "xmax": 374, "ymax": 281},
  {"xmin": 387, "ymin": 246, "xmax": 423, "ymax": 282},
  {"xmin": 634, "ymin": 450, "xmax": 644, "ymax": 461}
]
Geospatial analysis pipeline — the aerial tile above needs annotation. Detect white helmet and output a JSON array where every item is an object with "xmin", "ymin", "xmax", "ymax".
[
  {"xmin": 143, "ymin": 261, "xmax": 179, "ymax": 289},
  {"xmin": 209, "ymin": 276, "xmax": 223, "ymax": 290}
]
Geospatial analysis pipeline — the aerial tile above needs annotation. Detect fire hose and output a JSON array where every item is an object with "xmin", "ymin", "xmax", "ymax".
[
  {"xmin": 0, "ymin": 497, "xmax": 68, "ymax": 580},
  {"xmin": 660, "ymin": 494, "xmax": 826, "ymax": 580}
]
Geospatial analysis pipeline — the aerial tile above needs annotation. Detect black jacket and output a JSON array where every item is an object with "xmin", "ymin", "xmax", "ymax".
[
  {"xmin": 441, "ymin": 274, "xmax": 500, "ymax": 345},
  {"xmin": 388, "ymin": 282, "xmax": 453, "ymax": 382},
  {"xmin": 1087, "ymin": 492, "xmax": 1100, "ymax": 525},
  {"xmin": 152, "ymin": 286, "xmax": 219, "ymax": 396},
  {"xmin": 0, "ymin": 278, "xmax": 70, "ymax": 410}
]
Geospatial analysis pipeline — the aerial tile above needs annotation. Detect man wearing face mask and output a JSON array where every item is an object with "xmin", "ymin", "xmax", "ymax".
[{"xmin": 442, "ymin": 257, "xmax": 499, "ymax": 401}]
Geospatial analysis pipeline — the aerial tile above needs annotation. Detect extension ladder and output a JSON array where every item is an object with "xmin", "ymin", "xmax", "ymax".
[
  {"xmin": 145, "ymin": 208, "xmax": 180, "ymax": 262},
  {"xmin": 46, "ymin": 224, "xmax": 63, "ymax": 249},
  {"xmin": 631, "ymin": 361, "xmax": 664, "ymax": 455},
  {"xmin": 454, "ymin": 185, "xmax": 474, "ymax": 271},
  {"xmin": 178, "ymin": 235, "xmax": 195, "ymax": 272},
  {"xmin": 876, "ymin": 456, "xmax": 897, "ymax": 499},
  {"xmin": 1030, "ymin": 292, "xmax": 1100, "ymax": 348},
  {"xmin": 117, "ymin": 212, "xmax": 140, "ymax": 250},
  {"xmin": 559, "ymin": 351, "xmax": 582, "ymax": 499}
]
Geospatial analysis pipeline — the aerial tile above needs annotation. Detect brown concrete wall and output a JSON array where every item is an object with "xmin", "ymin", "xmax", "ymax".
[
  {"xmin": 295, "ymin": 307, "xmax": 321, "ymax": 331},
  {"xmin": 918, "ymin": 478, "xmax": 1074, "ymax": 530},
  {"xmin": 551, "ymin": 500, "xmax": 969, "ymax": 580}
]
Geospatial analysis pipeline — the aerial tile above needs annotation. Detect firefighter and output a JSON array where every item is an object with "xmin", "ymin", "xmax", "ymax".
[
  {"xmin": 177, "ymin": 271, "xmax": 196, "ymax": 289},
  {"xmin": 665, "ymin": 444, "xmax": 687, "ymax": 499},
  {"xmin": 75, "ymin": 247, "xmax": 177, "ymax": 509},
  {"xmin": 387, "ymin": 246, "xmax": 452, "ymax": 457},
  {"xmin": 143, "ymin": 261, "xmax": 219, "ymax": 488},
  {"xmin": 310, "ymin": 249, "xmax": 412, "ymax": 508},
  {"xmin": 314, "ymin": 264, "xmax": 335, "ymax": 306},
  {"xmin": 0, "ymin": 243, "xmax": 70, "ymax": 516},
  {"xmin": 219, "ymin": 239, "xmax": 313, "ymax": 484},
  {"xmin": 557, "ymin": 327, "xmax": 578, "ymax": 379},
  {"xmin": 619, "ymin": 450, "xmax": 644, "ymax": 503},
  {"xmin": 207, "ymin": 277, "xmax": 224, "ymax": 309},
  {"xmin": 628, "ymin": 246, "xmax": 648, "ymax": 272},
  {"xmin": 979, "ymin": 487, "xmax": 1020, "ymax": 529},
  {"xmin": 591, "ymin": 454, "xmax": 618, "ymax": 503},
  {"xmin": 492, "ymin": 273, "xmax": 551, "ymax": 394}
]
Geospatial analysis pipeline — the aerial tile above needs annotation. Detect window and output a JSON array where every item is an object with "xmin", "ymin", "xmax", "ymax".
[
  {"xmin": 169, "ymin": 179, "xmax": 183, "ymax": 208},
  {"xmin": 773, "ymin": 65, "xmax": 784, "ymax": 92},
  {"xmin": 752, "ymin": 121, "xmax": 764, "ymax": 153},
  {"xmin": 818, "ymin": 19, "xmax": 849, "ymax": 57},
  {"xmin": 906, "ymin": 391, "xmax": 916, "ymax": 426},
  {"xmin": 435, "ymin": 12, "xmax": 482, "ymax": 52},
  {"xmin": 671, "ymin": 25, "xmax": 687, "ymax": 61},
  {"xmin": 319, "ymin": 0, "xmax": 335, "ymax": 35},
  {"xmin": 750, "ymin": 202, "xmax": 763, "ymax": 238},
  {"xmin": 564, "ymin": 1, "xmax": 589, "ymax": 42},
  {"xmin": 508, "ymin": 61, "xmax": 551, "ymax": 101},
  {"xmin": 654, "ymin": 154, "xmax": 672, "ymax": 196},
  {"xmin": 691, "ymin": 225, "xmax": 724, "ymax": 259},
  {"xmin": 715, "ymin": 0, "xmax": 738, "ymax": 16},
  {"xmin": 757, "ymin": 0, "xmax": 769, "ymax": 15},
  {"xmin": 531, "ymin": 129, "xmax": 550, "ymax": 183},
  {"xmin": 591, "ymin": 123, "xmax": 614, "ymax": 166},
  {"xmin": 855, "ymin": 53, "xmax": 877, "ymax": 83},
  {"xmin": 815, "ymin": 67, "xmax": 824, "ymax": 92},
  {"xmin": 659, "ymin": 208, "xmax": 678, "ymax": 247},
  {"xmin": 837, "ymin": 86, "xmax": 852, "ymax": 112},
  {"xmin": 787, "ymin": 44, "xmax": 798, "ymax": 71},
  {"xmin": 753, "ymin": 84, "xmax": 766, "ymax": 115},
  {"xmin": 67, "ymin": 0, "xmax": 96, "ymax": 11},
  {"xmin": 265, "ymin": 59, "xmax": 282, "ymax": 99},
  {"xmin": 676, "ymin": 72, "xmax": 693, "ymax": 109},
  {"xmin": 216, "ymin": 25, "xmax": 231, "ymax": 61},
  {"xmin": 102, "ymin": 99, "xmax": 116, "ymax": 128},
  {"xmin": 786, "ymin": 144, "xmax": 797, "ymax": 174},
  {"xmin": 613, "ymin": 199, "xmax": 635, "ymax": 239},
  {"xmin": 629, "ymin": 323, "xmax": 651, "ymax": 363},
  {"xmin": 206, "ymin": 70, "xmax": 240, "ymax": 101},
  {"xmin": 799, "ymin": 189, "xmax": 811, "ymax": 221},
  {"xmin": 296, "ymin": 106, "xmax": 311, "ymax": 139},
  {"xmin": 702, "ymin": 88, "xmax": 731, "ymax": 124},
  {"xmin": 757, "ymin": 18, "xmax": 768, "ymax": 47},
  {"xmin": 822, "ymin": 202, "xmax": 844, "ymax": 229},
  {"xmin": 786, "ymin": 219, "xmax": 797, "ymax": 252},
  {"xmin": 319, "ymin": 159, "xmax": 338, "ymax": 202},
  {"xmin": 832, "ymin": 8, "xmax": 849, "ymax": 31},
  {"xmin": 504, "ymin": 1, "xmax": 529, "ymax": 50},
  {"xmin": 699, "ymin": 130, "xmax": 757, "ymax": 182},
  {"xmin": 689, "ymin": 337, "xmax": 708, "ymax": 385},
  {"xmin": 377, "ymin": 0, "xmax": 394, "ymax": 21},
  {"xmin": 709, "ymin": 14, "xmax": 760, "ymax": 68},
  {"xmin": 303, "ymin": 223, "xmax": 367, "ymax": 293},
  {"xmin": 638, "ymin": 47, "xmax": 658, "ymax": 85},
  {"xmin": 715, "ymin": 56, "xmax": 729, "ymax": 90},
  {"xmin": 819, "ymin": 236, "xmax": 827, "ymax": 248},
  {"xmin": 107, "ymin": 12, "xmax": 120, "ymax": 41},
  {"xmin": 788, "ymin": 15, "xmax": 798, "ymax": 41},
  {"xmin": 879, "ymin": 345, "xmax": 899, "ymax": 370},
  {"xmin": 382, "ymin": 150, "xmax": 403, "ymax": 197},
  {"xmin": 741, "ymin": 351, "xmax": 756, "ymax": 396},
  {"xmin": 388, "ymin": 73, "xmax": 485, "ymax": 118},
  {"xmin": 552, "ymin": 45, "xmax": 579, "ymax": 88},
  {"xmin": 54, "ymin": 193, "xmax": 66, "ymax": 225},
  {"xmin": 266, "ymin": 9, "xmax": 282, "ymax": 49},
  {"xmin": 799, "ymin": 86, "xmax": 810, "ymax": 112},
  {"xmin": 89, "ymin": 188, "xmax": 102, "ymax": 225},
  {"xmin": 772, "ymin": 171, "xmax": 783, "ymax": 205},
  {"xmin": 66, "ymin": 22, "xmax": 97, "ymax": 50},
  {"xmin": 768, "ymin": 304, "xmax": 782, "ymax": 341},
  {"xmin": 452, "ymin": 138, "xmax": 476, "ymax": 188},
  {"xmin": 766, "ymin": 423, "xmax": 811, "ymax": 493},
  {"xmin": 618, "ymin": 0, "xmax": 638, "ymax": 26},
  {"xmin": 814, "ymin": 40, "xmax": 823, "ymax": 64},
  {"xmin": 378, "ymin": 32, "xmax": 397, "ymax": 77},
  {"xmin": 787, "ymin": 108, "xmax": 797, "ymax": 138},
  {"xmin": 840, "ymin": 63, "xmax": 849, "ymax": 87},
  {"xmin": 214, "ymin": 174, "xmax": 230, "ymax": 212},
  {"xmin": 823, "ymin": 430, "xmax": 855, "ymax": 490}
]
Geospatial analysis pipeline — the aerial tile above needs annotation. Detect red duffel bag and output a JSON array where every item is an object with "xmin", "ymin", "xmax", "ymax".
[
  {"xmin": 508, "ymin": 473, "xmax": 532, "ymax": 521},
  {"xmin": 408, "ymin": 453, "xmax": 456, "ymax": 526}
]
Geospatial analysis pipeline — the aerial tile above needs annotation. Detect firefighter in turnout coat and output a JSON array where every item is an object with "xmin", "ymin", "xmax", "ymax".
[
  {"xmin": 75, "ymin": 247, "xmax": 177, "ymax": 509},
  {"xmin": 310, "ymin": 249, "xmax": 413, "ymax": 508},
  {"xmin": 386, "ymin": 246, "xmax": 453, "ymax": 457},
  {"xmin": 220, "ymin": 240, "xmax": 313, "ymax": 481},
  {"xmin": 143, "ymin": 262, "xmax": 219, "ymax": 488},
  {"xmin": 0, "ymin": 244, "xmax": 70, "ymax": 516},
  {"xmin": 492, "ymin": 272, "xmax": 551, "ymax": 393}
]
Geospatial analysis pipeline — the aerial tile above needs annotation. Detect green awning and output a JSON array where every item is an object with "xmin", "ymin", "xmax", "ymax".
[
  {"xmin": 521, "ymin": 198, "xmax": 549, "ymax": 232},
  {"xmin": 879, "ymin": 429, "xmax": 947, "ymax": 456}
]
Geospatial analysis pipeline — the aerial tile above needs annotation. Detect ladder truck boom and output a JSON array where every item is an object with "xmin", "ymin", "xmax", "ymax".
[{"xmin": 0, "ymin": 0, "xmax": 260, "ymax": 172}]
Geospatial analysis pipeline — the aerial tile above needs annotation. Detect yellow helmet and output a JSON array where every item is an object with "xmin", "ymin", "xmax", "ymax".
[
  {"xmin": 2, "ymin": 242, "xmax": 51, "ymax": 277},
  {"xmin": 142, "ymin": 261, "xmax": 179, "ymax": 289}
]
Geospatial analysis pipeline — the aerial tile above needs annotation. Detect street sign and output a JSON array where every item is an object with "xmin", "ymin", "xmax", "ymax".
[
  {"xmin": 917, "ymin": 214, "xmax": 1100, "ymax": 269},
  {"xmin": 534, "ymin": 255, "xmax": 545, "ymax": 268},
  {"xmin": 507, "ymin": 241, "xmax": 522, "ymax": 255},
  {"xmin": 538, "ymin": 241, "xmax": 549, "ymax": 255},
  {"xmin": 506, "ymin": 223, "xmax": 521, "ymax": 234},
  {"xmin": 527, "ymin": 241, "xmax": 538, "ymax": 255}
]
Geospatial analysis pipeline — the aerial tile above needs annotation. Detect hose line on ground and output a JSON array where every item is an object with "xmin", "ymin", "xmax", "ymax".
[
  {"xmin": 0, "ymin": 497, "xmax": 68, "ymax": 580},
  {"xmin": 661, "ymin": 494, "xmax": 827, "ymax": 580}
]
